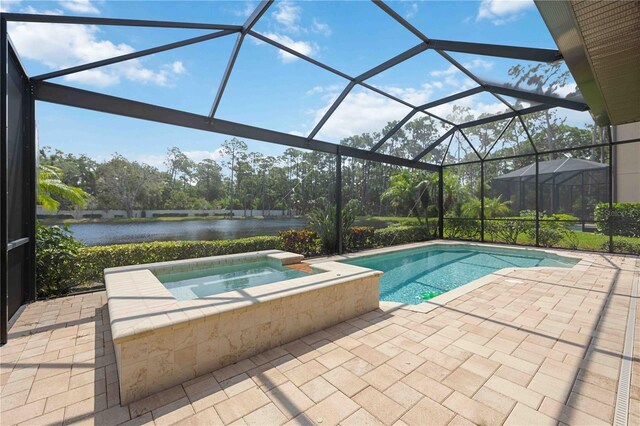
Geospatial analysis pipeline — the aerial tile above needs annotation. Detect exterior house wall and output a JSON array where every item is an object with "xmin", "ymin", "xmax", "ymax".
[{"xmin": 614, "ymin": 122, "xmax": 640, "ymax": 203}]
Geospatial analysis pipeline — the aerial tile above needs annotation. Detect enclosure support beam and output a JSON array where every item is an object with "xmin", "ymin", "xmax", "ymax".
[
  {"xmin": 208, "ymin": 0, "xmax": 273, "ymax": 118},
  {"xmin": 459, "ymin": 105, "xmax": 551, "ymax": 129},
  {"xmin": 1, "ymin": 16, "xmax": 8, "ymax": 345},
  {"xmin": 413, "ymin": 128, "xmax": 456, "ymax": 161},
  {"xmin": 484, "ymin": 117, "xmax": 515, "ymax": 160},
  {"xmin": 1, "ymin": 12, "xmax": 243, "ymax": 31},
  {"xmin": 483, "ymin": 84, "xmax": 589, "ymax": 111},
  {"xmin": 34, "ymin": 82, "xmax": 439, "ymax": 172},
  {"xmin": 438, "ymin": 167, "xmax": 444, "ymax": 239},
  {"xmin": 208, "ymin": 33, "xmax": 244, "ymax": 118},
  {"xmin": 427, "ymin": 38, "xmax": 562, "ymax": 63},
  {"xmin": 33, "ymin": 30, "xmax": 237, "ymax": 82},
  {"xmin": 336, "ymin": 149, "xmax": 343, "ymax": 255},
  {"xmin": 308, "ymin": 82, "xmax": 356, "ymax": 140},
  {"xmin": 416, "ymin": 87, "xmax": 484, "ymax": 111},
  {"xmin": 435, "ymin": 50, "xmax": 515, "ymax": 112},
  {"xmin": 355, "ymin": 43, "xmax": 428, "ymax": 82},
  {"xmin": 371, "ymin": 109, "xmax": 418, "ymax": 152}
]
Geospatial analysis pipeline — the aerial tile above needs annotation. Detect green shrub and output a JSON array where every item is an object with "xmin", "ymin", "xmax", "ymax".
[
  {"xmin": 308, "ymin": 199, "xmax": 360, "ymax": 253},
  {"xmin": 278, "ymin": 229, "xmax": 321, "ymax": 257},
  {"xmin": 511, "ymin": 211, "xmax": 575, "ymax": 248},
  {"xmin": 551, "ymin": 213, "xmax": 579, "ymax": 223},
  {"xmin": 444, "ymin": 217, "xmax": 480, "ymax": 240},
  {"xmin": 374, "ymin": 225, "xmax": 431, "ymax": 246},
  {"xmin": 600, "ymin": 239, "xmax": 640, "ymax": 255},
  {"xmin": 347, "ymin": 226, "xmax": 376, "ymax": 251},
  {"xmin": 533, "ymin": 220, "xmax": 567, "ymax": 247},
  {"xmin": 152, "ymin": 212, "xmax": 189, "ymax": 218},
  {"xmin": 36, "ymin": 223, "xmax": 85, "ymax": 297},
  {"xmin": 485, "ymin": 218, "xmax": 533, "ymax": 244},
  {"xmin": 77, "ymin": 236, "xmax": 283, "ymax": 283},
  {"xmin": 595, "ymin": 203, "xmax": 640, "ymax": 237}
]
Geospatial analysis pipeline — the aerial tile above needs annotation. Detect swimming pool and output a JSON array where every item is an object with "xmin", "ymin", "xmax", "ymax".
[
  {"xmin": 155, "ymin": 260, "xmax": 311, "ymax": 300},
  {"xmin": 341, "ymin": 244, "xmax": 578, "ymax": 305}
]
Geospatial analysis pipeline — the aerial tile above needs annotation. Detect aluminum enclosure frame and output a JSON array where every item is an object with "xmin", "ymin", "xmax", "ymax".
[
  {"xmin": 1, "ymin": 0, "xmax": 622, "ymax": 345},
  {"xmin": 1, "ymin": 0, "xmax": 589, "ymax": 164}
]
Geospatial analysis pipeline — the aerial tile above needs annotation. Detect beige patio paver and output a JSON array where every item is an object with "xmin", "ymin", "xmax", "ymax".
[{"xmin": 1, "ymin": 247, "xmax": 638, "ymax": 425}]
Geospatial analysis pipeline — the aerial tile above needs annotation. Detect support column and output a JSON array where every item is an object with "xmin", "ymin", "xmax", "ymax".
[
  {"xmin": 438, "ymin": 167, "xmax": 444, "ymax": 239},
  {"xmin": 480, "ymin": 161, "xmax": 485, "ymax": 242},
  {"xmin": 336, "ymin": 148, "xmax": 342, "ymax": 255},
  {"xmin": 26, "ymin": 83, "xmax": 37, "ymax": 303},
  {"xmin": 535, "ymin": 154, "xmax": 540, "ymax": 247},
  {"xmin": 1, "ymin": 16, "xmax": 8, "ymax": 345},
  {"xmin": 608, "ymin": 126, "xmax": 614, "ymax": 253}
]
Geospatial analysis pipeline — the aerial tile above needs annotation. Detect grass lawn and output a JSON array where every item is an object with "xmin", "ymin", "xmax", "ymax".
[
  {"xmin": 485, "ymin": 230, "xmax": 638, "ymax": 252},
  {"xmin": 360, "ymin": 216, "xmax": 421, "ymax": 225}
]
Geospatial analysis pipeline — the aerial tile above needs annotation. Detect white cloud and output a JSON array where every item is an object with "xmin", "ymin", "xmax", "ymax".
[
  {"xmin": 430, "ymin": 65, "xmax": 459, "ymax": 78},
  {"xmin": 135, "ymin": 153, "xmax": 166, "ymax": 168},
  {"xmin": 429, "ymin": 59, "xmax": 492, "ymax": 90},
  {"xmin": 463, "ymin": 58, "xmax": 494, "ymax": 71},
  {"xmin": 405, "ymin": 3, "xmax": 419, "ymax": 19},
  {"xmin": 254, "ymin": 1, "xmax": 330, "ymax": 64},
  {"xmin": 1, "ymin": 0, "xmax": 21, "ymax": 12},
  {"xmin": 311, "ymin": 85, "xmax": 431, "ymax": 140},
  {"xmin": 9, "ymin": 20, "xmax": 187, "ymax": 88},
  {"xmin": 305, "ymin": 84, "xmax": 342, "ymax": 96},
  {"xmin": 183, "ymin": 148, "xmax": 225, "ymax": 163},
  {"xmin": 477, "ymin": 0, "xmax": 534, "ymax": 25},
  {"xmin": 272, "ymin": 1, "xmax": 302, "ymax": 33},
  {"xmin": 58, "ymin": 0, "xmax": 100, "ymax": 14},
  {"xmin": 431, "ymin": 59, "xmax": 494, "ymax": 78},
  {"xmin": 233, "ymin": 1, "xmax": 257, "ymax": 18},
  {"xmin": 261, "ymin": 32, "xmax": 318, "ymax": 63},
  {"xmin": 20, "ymin": 5, "xmax": 63, "ymax": 15},
  {"xmin": 311, "ymin": 19, "xmax": 332, "ymax": 37},
  {"xmin": 554, "ymin": 82, "xmax": 578, "ymax": 98},
  {"xmin": 64, "ymin": 69, "xmax": 119, "ymax": 88},
  {"xmin": 170, "ymin": 61, "xmax": 186, "ymax": 75},
  {"xmin": 306, "ymin": 78, "xmax": 514, "ymax": 139}
]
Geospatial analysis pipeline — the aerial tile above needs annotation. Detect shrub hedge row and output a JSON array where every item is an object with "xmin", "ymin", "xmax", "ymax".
[
  {"xmin": 39, "ymin": 224, "xmax": 435, "ymax": 295},
  {"xmin": 374, "ymin": 225, "xmax": 432, "ymax": 246},
  {"xmin": 77, "ymin": 236, "xmax": 284, "ymax": 283}
]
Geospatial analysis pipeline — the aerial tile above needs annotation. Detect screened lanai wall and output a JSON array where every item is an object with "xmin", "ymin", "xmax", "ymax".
[{"xmin": 2, "ymin": 0, "xmax": 639, "ymax": 343}]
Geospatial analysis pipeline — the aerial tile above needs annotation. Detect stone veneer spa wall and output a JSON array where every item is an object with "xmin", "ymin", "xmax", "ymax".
[{"xmin": 104, "ymin": 250, "xmax": 381, "ymax": 404}]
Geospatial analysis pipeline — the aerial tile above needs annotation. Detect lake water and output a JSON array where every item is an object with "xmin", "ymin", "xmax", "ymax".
[{"xmin": 66, "ymin": 218, "xmax": 391, "ymax": 246}]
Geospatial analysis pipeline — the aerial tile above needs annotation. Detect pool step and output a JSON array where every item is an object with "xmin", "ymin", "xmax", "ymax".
[{"xmin": 285, "ymin": 263, "xmax": 315, "ymax": 274}]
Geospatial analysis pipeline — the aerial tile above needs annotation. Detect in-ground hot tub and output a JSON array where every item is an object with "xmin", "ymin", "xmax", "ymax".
[{"xmin": 104, "ymin": 250, "xmax": 381, "ymax": 404}]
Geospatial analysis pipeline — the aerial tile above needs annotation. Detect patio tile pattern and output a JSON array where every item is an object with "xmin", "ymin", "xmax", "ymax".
[{"xmin": 1, "ymin": 249, "xmax": 638, "ymax": 425}]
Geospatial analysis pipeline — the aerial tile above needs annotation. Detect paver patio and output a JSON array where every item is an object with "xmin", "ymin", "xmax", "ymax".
[{"xmin": 1, "ymin": 245, "xmax": 638, "ymax": 426}]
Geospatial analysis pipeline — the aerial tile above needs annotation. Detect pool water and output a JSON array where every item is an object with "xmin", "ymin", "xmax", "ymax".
[
  {"xmin": 341, "ymin": 245, "xmax": 578, "ymax": 305},
  {"xmin": 156, "ymin": 261, "xmax": 310, "ymax": 300}
]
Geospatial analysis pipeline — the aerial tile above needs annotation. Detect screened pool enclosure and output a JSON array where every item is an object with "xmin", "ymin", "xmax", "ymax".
[{"xmin": 2, "ymin": 0, "xmax": 639, "ymax": 343}]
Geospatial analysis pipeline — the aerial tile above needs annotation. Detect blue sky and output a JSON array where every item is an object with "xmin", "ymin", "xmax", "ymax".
[{"xmin": 3, "ymin": 0, "xmax": 590, "ymax": 168}]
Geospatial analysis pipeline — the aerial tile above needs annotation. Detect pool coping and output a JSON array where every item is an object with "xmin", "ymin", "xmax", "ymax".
[
  {"xmin": 104, "ymin": 250, "xmax": 383, "ymax": 344},
  {"xmin": 305, "ymin": 240, "xmax": 591, "ymax": 313}
]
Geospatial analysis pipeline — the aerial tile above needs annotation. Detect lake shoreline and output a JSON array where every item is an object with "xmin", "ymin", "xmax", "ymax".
[
  {"xmin": 40, "ymin": 214, "xmax": 304, "ymax": 225},
  {"xmin": 46, "ymin": 217, "xmax": 402, "ymax": 246}
]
